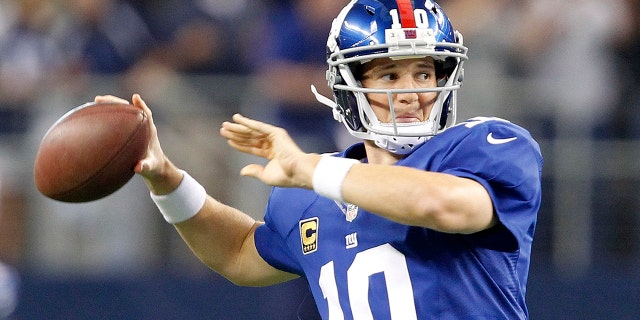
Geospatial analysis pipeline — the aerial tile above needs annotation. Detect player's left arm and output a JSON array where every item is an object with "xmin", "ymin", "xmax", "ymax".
[
  {"xmin": 342, "ymin": 164, "xmax": 496, "ymax": 234},
  {"xmin": 222, "ymin": 114, "xmax": 496, "ymax": 234}
]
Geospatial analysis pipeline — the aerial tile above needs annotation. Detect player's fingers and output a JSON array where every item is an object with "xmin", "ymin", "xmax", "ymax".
[
  {"xmin": 134, "ymin": 160, "xmax": 146, "ymax": 174},
  {"xmin": 134, "ymin": 149, "xmax": 165, "ymax": 177},
  {"xmin": 131, "ymin": 94, "xmax": 152, "ymax": 117},
  {"xmin": 94, "ymin": 95, "xmax": 130, "ymax": 104},
  {"xmin": 231, "ymin": 114, "xmax": 298, "ymax": 149},
  {"xmin": 239, "ymin": 164, "xmax": 264, "ymax": 179},
  {"xmin": 225, "ymin": 124, "xmax": 270, "ymax": 145},
  {"xmin": 221, "ymin": 124, "xmax": 270, "ymax": 153},
  {"xmin": 130, "ymin": 94, "xmax": 160, "ymax": 142},
  {"xmin": 231, "ymin": 113, "xmax": 279, "ymax": 134},
  {"xmin": 220, "ymin": 121, "xmax": 256, "ymax": 137},
  {"xmin": 226, "ymin": 139, "xmax": 266, "ymax": 156}
]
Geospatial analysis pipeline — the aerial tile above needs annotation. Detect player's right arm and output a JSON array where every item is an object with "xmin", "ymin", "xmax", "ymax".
[
  {"xmin": 95, "ymin": 94, "xmax": 298, "ymax": 287},
  {"xmin": 170, "ymin": 173, "xmax": 299, "ymax": 286}
]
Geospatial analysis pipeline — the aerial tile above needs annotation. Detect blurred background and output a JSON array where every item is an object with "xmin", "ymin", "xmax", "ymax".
[{"xmin": 0, "ymin": 0, "xmax": 638, "ymax": 319}]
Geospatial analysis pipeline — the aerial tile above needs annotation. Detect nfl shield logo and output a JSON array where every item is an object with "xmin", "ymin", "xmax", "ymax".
[{"xmin": 345, "ymin": 203, "xmax": 358, "ymax": 222}]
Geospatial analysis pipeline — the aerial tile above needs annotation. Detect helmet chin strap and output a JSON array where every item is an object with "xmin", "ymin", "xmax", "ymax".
[{"xmin": 311, "ymin": 85, "xmax": 342, "ymax": 122}]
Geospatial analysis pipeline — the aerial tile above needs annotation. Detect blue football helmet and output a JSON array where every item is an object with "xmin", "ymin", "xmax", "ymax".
[{"xmin": 312, "ymin": 0, "xmax": 468, "ymax": 154}]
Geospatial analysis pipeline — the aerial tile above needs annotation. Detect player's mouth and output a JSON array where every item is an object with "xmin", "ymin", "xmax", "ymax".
[{"xmin": 394, "ymin": 115, "xmax": 422, "ymax": 123}]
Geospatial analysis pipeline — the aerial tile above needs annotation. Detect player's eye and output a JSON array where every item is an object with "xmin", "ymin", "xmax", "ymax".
[
  {"xmin": 381, "ymin": 73, "xmax": 398, "ymax": 81},
  {"xmin": 416, "ymin": 70, "xmax": 436, "ymax": 81}
]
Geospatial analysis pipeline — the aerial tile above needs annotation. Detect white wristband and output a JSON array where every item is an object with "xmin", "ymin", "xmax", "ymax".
[
  {"xmin": 312, "ymin": 156, "xmax": 359, "ymax": 202},
  {"xmin": 150, "ymin": 170, "xmax": 207, "ymax": 224}
]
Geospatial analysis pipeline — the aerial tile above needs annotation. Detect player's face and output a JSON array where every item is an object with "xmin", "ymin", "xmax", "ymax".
[{"xmin": 360, "ymin": 57, "xmax": 439, "ymax": 124}]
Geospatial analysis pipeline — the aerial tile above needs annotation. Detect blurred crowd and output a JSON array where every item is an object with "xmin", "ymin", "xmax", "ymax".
[
  {"xmin": 0, "ymin": 0, "xmax": 639, "ymax": 316},
  {"xmin": 0, "ymin": 0, "xmax": 636, "ymax": 149}
]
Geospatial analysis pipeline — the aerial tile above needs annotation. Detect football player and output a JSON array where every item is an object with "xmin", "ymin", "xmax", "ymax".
[{"xmin": 97, "ymin": 0, "xmax": 543, "ymax": 318}]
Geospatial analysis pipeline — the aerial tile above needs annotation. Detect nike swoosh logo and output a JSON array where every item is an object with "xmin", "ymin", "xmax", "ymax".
[{"xmin": 487, "ymin": 132, "xmax": 517, "ymax": 145}]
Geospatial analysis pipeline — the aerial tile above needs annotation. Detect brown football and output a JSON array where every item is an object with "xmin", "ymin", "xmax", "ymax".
[{"xmin": 34, "ymin": 102, "xmax": 150, "ymax": 202}]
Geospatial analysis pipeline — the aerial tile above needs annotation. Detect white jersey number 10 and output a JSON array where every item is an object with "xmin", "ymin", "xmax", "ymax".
[{"xmin": 318, "ymin": 243, "xmax": 418, "ymax": 320}]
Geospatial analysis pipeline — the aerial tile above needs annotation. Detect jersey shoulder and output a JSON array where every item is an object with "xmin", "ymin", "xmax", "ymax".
[
  {"xmin": 437, "ymin": 117, "xmax": 542, "ymax": 163},
  {"xmin": 407, "ymin": 116, "xmax": 543, "ymax": 188},
  {"xmin": 449, "ymin": 117, "xmax": 538, "ymax": 144}
]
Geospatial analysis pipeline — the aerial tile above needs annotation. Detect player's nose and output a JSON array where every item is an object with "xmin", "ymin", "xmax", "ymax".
[{"xmin": 394, "ymin": 75, "xmax": 420, "ymax": 103}]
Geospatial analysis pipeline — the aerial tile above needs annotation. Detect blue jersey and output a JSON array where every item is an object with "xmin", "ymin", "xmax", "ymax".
[{"xmin": 254, "ymin": 117, "xmax": 543, "ymax": 320}]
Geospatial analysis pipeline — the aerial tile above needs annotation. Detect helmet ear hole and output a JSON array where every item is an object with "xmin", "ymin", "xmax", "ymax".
[
  {"xmin": 334, "ymin": 89, "xmax": 362, "ymax": 131},
  {"xmin": 331, "ymin": 65, "xmax": 363, "ymax": 132},
  {"xmin": 435, "ymin": 57, "xmax": 457, "ymax": 79}
]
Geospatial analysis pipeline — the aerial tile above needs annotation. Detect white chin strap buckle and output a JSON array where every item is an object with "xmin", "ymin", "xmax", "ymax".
[{"xmin": 372, "ymin": 134, "xmax": 428, "ymax": 155}]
